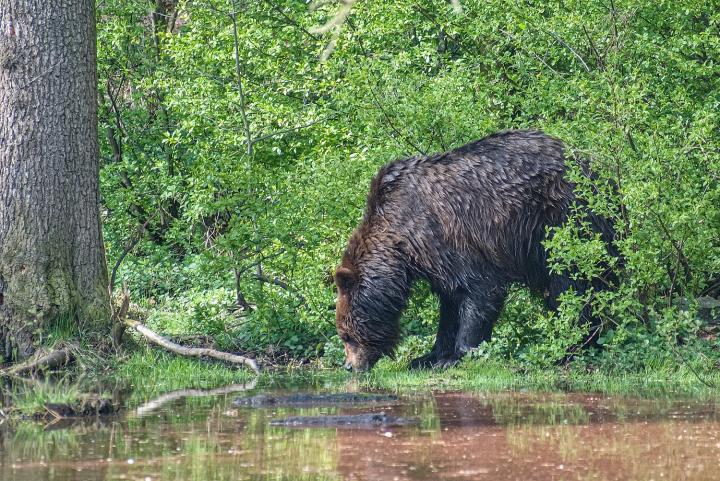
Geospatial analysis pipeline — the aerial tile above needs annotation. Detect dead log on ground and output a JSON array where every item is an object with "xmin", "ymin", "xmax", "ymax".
[
  {"xmin": 0, "ymin": 345, "xmax": 75, "ymax": 378},
  {"xmin": 123, "ymin": 319, "xmax": 260, "ymax": 374}
]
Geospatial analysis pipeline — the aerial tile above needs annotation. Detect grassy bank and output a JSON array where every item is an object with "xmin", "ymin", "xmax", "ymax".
[
  {"xmin": 3, "ymin": 347, "xmax": 719, "ymax": 423},
  {"xmin": 117, "ymin": 348, "xmax": 720, "ymax": 401},
  {"xmin": 365, "ymin": 361, "xmax": 720, "ymax": 398}
]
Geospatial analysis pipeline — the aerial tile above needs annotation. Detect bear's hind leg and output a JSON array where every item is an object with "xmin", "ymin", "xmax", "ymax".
[
  {"xmin": 454, "ymin": 285, "xmax": 507, "ymax": 360},
  {"xmin": 410, "ymin": 293, "xmax": 461, "ymax": 369},
  {"xmin": 410, "ymin": 286, "xmax": 507, "ymax": 370}
]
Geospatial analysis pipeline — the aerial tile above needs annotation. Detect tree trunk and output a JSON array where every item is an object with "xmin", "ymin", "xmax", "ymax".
[{"xmin": 0, "ymin": 1, "xmax": 110, "ymax": 362}]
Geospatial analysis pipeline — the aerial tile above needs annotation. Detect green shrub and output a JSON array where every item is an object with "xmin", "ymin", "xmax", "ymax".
[{"xmin": 99, "ymin": 0, "xmax": 719, "ymax": 370}]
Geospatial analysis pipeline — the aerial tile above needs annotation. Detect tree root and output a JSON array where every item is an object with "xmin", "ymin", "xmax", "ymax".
[
  {"xmin": 0, "ymin": 345, "xmax": 75, "ymax": 378},
  {"xmin": 123, "ymin": 319, "xmax": 260, "ymax": 374}
]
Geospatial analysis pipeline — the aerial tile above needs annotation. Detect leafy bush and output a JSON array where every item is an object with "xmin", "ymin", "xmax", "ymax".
[{"xmin": 98, "ymin": 0, "xmax": 719, "ymax": 370}]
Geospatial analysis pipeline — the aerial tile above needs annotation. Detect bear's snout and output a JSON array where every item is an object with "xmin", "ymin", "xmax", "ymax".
[{"xmin": 343, "ymin": 342, "xmax": 377, "ymax": 372}]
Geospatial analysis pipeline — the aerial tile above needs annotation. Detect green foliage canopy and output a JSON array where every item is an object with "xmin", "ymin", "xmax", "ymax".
[{"xmin": 97, "ymin": 0, "xmax": 719, "ymax": 367}]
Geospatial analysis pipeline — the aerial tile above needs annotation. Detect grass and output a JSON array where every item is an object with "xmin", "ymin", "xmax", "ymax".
[
  {"xmin": 116, "ymin": 348, "xmax": 259, "ymax": 404},
  {"xmin": 116, "ymin": 348, "xmax": 720, "ymax": 402},
  {"xmin": 5, "ymin": 379, "xmax": 83, "ymax": 418},
  {"xmin": 362, "ymin": 358, "xmax": 720, "ymax": 398},
  {"xmin": 115, "ymin": 337, "xmax": 720, "ymax": 396},
  {"xmin": 3, "ymin": 345, "xmax": 719, "ymax": 423}
]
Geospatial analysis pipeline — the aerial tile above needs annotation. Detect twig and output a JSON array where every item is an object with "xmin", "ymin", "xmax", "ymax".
[
  {"xmin": 609, "ymin": 0, "xmax": 619, "ymax": 51},
  {"xmin": 261, "ymin": 0, "xmax": 316, "ymax": 39},
  {"xmin": 310, "ymin": 0, "xmax": 356, "ymax": 60},
  {"xmin": 547, "ymin": 30, "xmax": 590, "ymax": 72},
  {"xmin": 109, "ymin": 214, "xmax": 156, "ymax": 292},
  {"xmin": 411, "ymin": 3, "xmax": 472, "ymax": 57},
  {"xmin": 124, "ymin": 319, "xmax": 260, "ymax": 373},
  {"xmin": 562, "ymin": 323, "xmax": 602, "ymax": 365},
  {"xmin": 230, "ymin": 2, "xmax": 253, "ymax": 156},
  {"xmin": 232, "ymin": 248, "xmax": 287, "ymax": 278},
  {"xmin": 581, "ymin": 25, "xmax": 604, "ymax": 68},
  {"xmin": 500, "ymin": 29, "xmax": 559, "ymax": 75},
  {"xmin": 651, "ymin": 210, "xmax": 692, "ymax": 284},
  {"xmin": 347, "ymin": 22, "xmax": 427, "ymax": 155},
  {"xmin": 253, "ymin": 273, "xmax": 290, "ymax": 290},
  {"xmin": 111, "ymin": 286, "xmax": 131, "ymax": 350},
  {"xmin": 669, "ymin": 342, "xmax": 715, "ymax": 389},
  {"xmin": 106, "ymin": 75, "xmax": 128, "ymax": 139},
  {"xmin": 701, "ymin": 278, "xmax": 720, "ymax": 297},
  {"xmin": 251, "ymin": 115, "xmax": 336, "ymax": 144},
  {"xmin": 252, "ymin": 273, "xmax": 306, "ymax": 305}
]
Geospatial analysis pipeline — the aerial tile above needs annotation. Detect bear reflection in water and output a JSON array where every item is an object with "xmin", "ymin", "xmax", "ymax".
[{"xmin": 332, "ymin": 392, "xmax": 720, "ymax": 481}]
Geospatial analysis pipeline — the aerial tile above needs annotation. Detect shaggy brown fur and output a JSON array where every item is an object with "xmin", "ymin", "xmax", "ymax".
[{"xmin": 335, "ymin": 130, "xmax": 616, "ymax": 371}]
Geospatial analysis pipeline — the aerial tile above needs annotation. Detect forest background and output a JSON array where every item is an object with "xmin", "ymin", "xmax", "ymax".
[{"xmin": 97, "ymin": 0, "xmax": 719, "ymax": 373}]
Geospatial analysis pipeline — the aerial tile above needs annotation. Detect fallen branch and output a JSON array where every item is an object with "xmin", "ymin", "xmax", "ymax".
[
  {"xmin": 167, "ymin": 334, "xmax": 216, "ymax": 347},
  {"xmin": 135, "ymin": 380, "xmax": 258, "ymax": 417},
  {"xmin": 0, "ymin": 346, "xmax": 74, "ymax": 378},
  {"xmin": 123, "ymin": 319, "xmax": 260, "ymax": 374}
]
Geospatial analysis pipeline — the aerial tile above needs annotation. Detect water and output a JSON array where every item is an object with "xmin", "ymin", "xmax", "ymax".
[{"xmin": 2, "ymin": 383, "xmax": 720, "ymax": 481}]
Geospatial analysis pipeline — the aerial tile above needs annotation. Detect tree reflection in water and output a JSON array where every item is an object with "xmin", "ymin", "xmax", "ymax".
[{"xmin": 2, "ymin": 388, "xmax": 720, "ymax": 481}]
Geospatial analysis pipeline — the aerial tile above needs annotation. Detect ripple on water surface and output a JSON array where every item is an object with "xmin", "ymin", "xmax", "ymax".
[{"xmin": 2, "ymin": 387, "xmax": 720, "ymax": 481}]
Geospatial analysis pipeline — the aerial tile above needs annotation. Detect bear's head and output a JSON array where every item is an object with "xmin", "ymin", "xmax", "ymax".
[{"xmin": 334, "ymin": 261, "xmax": 405, "ymax": 372}]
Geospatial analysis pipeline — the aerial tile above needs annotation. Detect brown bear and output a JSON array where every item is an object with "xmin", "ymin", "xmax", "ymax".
[{"xmin": 335, "ymin": 129, "xmax": 616, "ymax": 371}]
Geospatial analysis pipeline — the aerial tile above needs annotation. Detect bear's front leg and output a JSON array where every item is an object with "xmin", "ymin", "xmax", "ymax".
[
  {"xmin": 409, "ymin": 350, "xmax": 464, "ymax": 369},
  {"xmin": 410, "ymin": 293, "xmax": 462, "ymax": 369}
]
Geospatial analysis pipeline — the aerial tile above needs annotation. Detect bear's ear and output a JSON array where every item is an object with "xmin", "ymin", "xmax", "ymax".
[{"xmin": 335, "ymin": 266, "xmax": 357, "ymax": 293}]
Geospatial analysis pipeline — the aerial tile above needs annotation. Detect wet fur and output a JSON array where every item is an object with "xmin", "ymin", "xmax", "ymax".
[{"xmin": 336, "ymin": 130, "xmax": 616, "ymax": 369}]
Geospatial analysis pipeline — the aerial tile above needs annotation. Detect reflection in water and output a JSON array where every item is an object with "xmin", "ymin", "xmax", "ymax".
[{"xmin": 2, "ymin": 388, "xmax": 720, "ymax": 481}]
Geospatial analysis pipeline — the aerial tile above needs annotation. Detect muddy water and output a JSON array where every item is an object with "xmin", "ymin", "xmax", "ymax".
[{"xmin": 2, "ymin": 386, "xmax": 720, "ymax": 481}]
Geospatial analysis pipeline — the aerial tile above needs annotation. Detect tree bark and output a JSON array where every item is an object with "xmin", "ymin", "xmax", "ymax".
[{"xmin": 0, "ymin": 1, "xmax": 110, "ymax": 362}]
